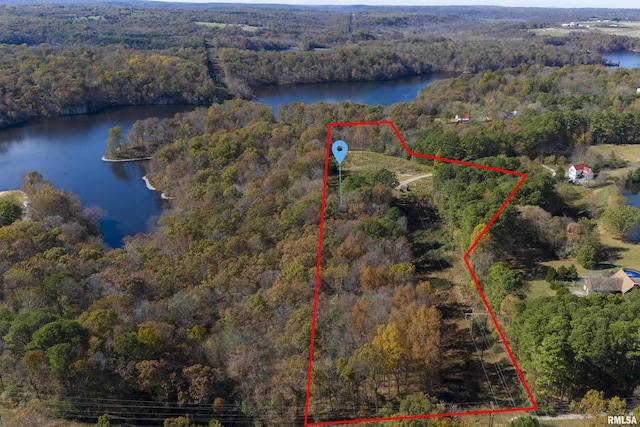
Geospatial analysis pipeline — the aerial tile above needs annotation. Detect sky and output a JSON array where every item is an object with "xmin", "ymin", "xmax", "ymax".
[{"xmin": 152, "ymin": 0, "xmax": 640, "ymax": 8}]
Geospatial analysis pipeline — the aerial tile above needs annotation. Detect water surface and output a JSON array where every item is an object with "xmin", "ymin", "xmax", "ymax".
[
  {"xmin": 254, "ymin": 73, "xmax": 453, "ymax": 119},
  {"xmin": 603, "ymin": 50, "xmax": 640, "ymax": 69},
  {"xmin": 0, "ymin": 105, "xmax": 195, "ymax": 248}
]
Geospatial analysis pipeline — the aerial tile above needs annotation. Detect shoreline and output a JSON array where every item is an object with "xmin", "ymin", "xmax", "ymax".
[
  {"xmin": 142, "ymin": 175, "xmax": 157, "ymax": 191},
  {"xmin": 142, "ymin": 175, "xmax": 174, "ymax": 200},
  {"xmin": 102, "ymin": 155, "xmax": 153, "ymax": 162},
  {"xmin": 0, "ymin": 102, "xmax": 205, "ymax": 133}
]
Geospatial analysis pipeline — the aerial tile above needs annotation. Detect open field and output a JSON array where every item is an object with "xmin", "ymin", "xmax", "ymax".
[
  {"xmin": 600, "ymin": 230, "xmax": 640, "ymax": 271},
  {"xmin": 527, "ymin": 278, "xmax": 556, "ymax": 299},
  {"xmin": 588, "ymin": 145, "xmax": 640, "ymax": 189},
  {"xmin": 194, "ymin": 21, "xmax": 262, "ymax": 32},
  {"xmin": 530, "ymin": 28, "xmax": 582, "ymax": 37},
  {"xmin": 590, "ymin": 144, "xmax": 640, "ymax": 169},
  {"xmin": 532, "ymin": 21, "xmax": 640, "ymax": 39},
  {"xmin": 525, "ymin": 259, "xmax": 591, "ymax": 300},
  {"xmin": 589, "ymin": 21, "xmax": 640, "ymax": 38},
  {"xmin": 343, "ymin": 150, "xmax": 432, "ymax": 181},
  {"xmin": 556, "ymin": 180, "xmax": 626, "ymax": 215}
]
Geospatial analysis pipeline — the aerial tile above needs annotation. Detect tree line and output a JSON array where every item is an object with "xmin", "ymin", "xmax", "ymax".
[
  {"xmin": 219, "ymin": 37, "xmax": 600, "ymax": 95},
  {"xmin": 0, "ymin": 43, "xmax": 216, "ymax": 129}
]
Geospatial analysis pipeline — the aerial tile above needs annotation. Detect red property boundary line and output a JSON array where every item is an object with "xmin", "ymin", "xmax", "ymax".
[{"xmin": 304, "ymin": 121, "xmax": 538, "ymax": 426}]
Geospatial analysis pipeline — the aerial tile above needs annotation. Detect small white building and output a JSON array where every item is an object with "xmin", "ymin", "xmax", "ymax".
[{"xmin": 567, "ymin": 164, "xmax": 594, "ymax": 180}]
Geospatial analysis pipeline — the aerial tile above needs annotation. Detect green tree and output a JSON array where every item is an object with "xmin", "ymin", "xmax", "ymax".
[
  {"xmin": 394, "ymin": 393, "xmax": 443, "ymax": 426},
  {"xmin": 0, "ymin": 200, "xmax": 22, "ymax": 226},
  {"xmin": 601, "ymin": 205, "xmax": 640, "ymax": 240},
  {"xmin": 46, "ymin": 342, "xmax": 75, "ymax": 376},
  {"xmin": 26, "ymin": 319, "xmax": 88, "ymax": 352},
  {"xmin": 576, "ymin": 244, "xmax": 598, "ymax": 269},
  {"xmin": 484, "ymin": 262, "xmax": 524, "ymax": 310},
  {"xmin": 510, "ymin": 416, "xmax": 539, "ymax": 427},
  {"xmin": 4, "ymin": 309, "xmax": 58, "ymax": 356},
  {"xmin": 557, "ymin": 265, "xmax": 569, "ymax": 281},
  {"xmin": 545, "ymin": 266, "xmax": 557, "ymax": 283},
  {"xmin": 96, "ymin": 414, "xmax": 112, "ymax": 427},
  {"xmin": 107, "ymin": 126, "xmax": 122, "ymax": 154}
]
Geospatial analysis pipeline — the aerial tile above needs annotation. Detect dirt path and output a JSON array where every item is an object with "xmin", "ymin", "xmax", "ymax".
[
  {"xmin": 396, "ymin": 173, "xmax": 432, "ymax": 189},
  {"xmin": 541, "ymin": 164, "xmax": 557, "ymax": 177}
]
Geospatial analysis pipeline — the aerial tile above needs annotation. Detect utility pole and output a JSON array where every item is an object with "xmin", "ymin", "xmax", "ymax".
[{"xmin": 488, "ymin": 402, "xmax": 495, "ymax": 427}]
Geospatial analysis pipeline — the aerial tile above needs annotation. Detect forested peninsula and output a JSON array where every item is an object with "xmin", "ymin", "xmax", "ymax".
[{"xmin": 4, "ymin": 3, "xmax": 640, "ymax": 427}]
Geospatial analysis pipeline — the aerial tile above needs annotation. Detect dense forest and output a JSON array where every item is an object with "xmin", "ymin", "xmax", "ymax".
[
  {"xmin": 4, "ymin": 2, "xmax": 640, "ymax": 426},
  {"xmin": 2, "ymin": 2, "xmax": 640, "ymax": 129},
  {"xmin": 0, "ymin": 44, "xmax": 218, "ymax": 129}
]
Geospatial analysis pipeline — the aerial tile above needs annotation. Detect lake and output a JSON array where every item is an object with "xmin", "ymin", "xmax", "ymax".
[
  {"xmin": 0, "ymin": 74, "xmax": 450, "ymax": 247},
  {"xmin": 254, "ymin": 72, "xmax": 453, "ymax": 120},
  {"xmin": 0, "ymin": 105, "xmax": 194, "ymax": 248},
  {"xmin": 603, "ymin": 50, "xmax": 640, "ymax": 69}
]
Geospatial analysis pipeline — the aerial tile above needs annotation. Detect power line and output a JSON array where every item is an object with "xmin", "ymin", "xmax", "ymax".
[{"xmin": 467, "ymin": 315, "xmax": 500, "ymax": 411}]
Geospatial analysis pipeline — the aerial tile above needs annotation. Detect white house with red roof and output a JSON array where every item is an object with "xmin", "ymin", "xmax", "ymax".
[
  {"xmin": 567, "ymin": 164, "xmax": 594, "ymax": 181},
  {"xmin": 454, "ymin": 113, "xmax": 471, "ymax": 123}
]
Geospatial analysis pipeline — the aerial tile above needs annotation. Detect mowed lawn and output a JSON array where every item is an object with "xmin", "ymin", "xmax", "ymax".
[
  {"xmin": 600, "ymin": 231, "xmax": 640, "ymax": 271},
  {"xmin": 527, "ymin": 231, "xmax": 640, "ymax": 300},
  {"xmin": 342, "ymin": 150, "xmax": 432, "ymax": 182},
  {"xmin": 590, "ymin": 144, "xmax": 640, "ymax": 176}
]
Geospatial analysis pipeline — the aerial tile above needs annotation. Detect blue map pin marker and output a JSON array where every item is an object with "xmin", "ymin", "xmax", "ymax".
[{"xmin": 332, "ymin": 140, "xmax": 348, "ymax": 165}]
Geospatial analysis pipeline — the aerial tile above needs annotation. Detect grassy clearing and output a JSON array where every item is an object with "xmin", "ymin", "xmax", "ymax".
[
  {"xmin": 590, "ymin": 21, "xmax": 640, "ymax": 38},
  {"xmin": 523, "ymin": 146, "xmax": 640, "ymax": 298},
  {"xmin": 600, "ymin": 230, "xmax": 640, "ymax": 271},
  {"xmin": 555, "ymin": 144, "xmax": 639, "ymax": 210},
  {"xmin": 343, "ymin": 150, "xmax": 432, "ymax": 181},
  {"xmin": 407, "ymin": 176, "xmax": 433, "ymax": 195},
  {"xmin": 528, "ymin": 231, "xmax": 640, "ymax": 278},
  {"xmin": 0, "ymin": 189, "xmax": 27, "ymax": 205},
  {"xmin": 530, "ymin": 28, "xmax": 574, "ymax": 37},
  {"xmin": 526, "ymin": 260, "xmax": 588, "ymax": 300},
  {"xmin": 590, "ymin": 144, "xmax": 640, "ymax": 168},
  {"xmin": 588, "ymin": 144, "xmax": 640, "ymax": 183},
  {"xmin": 532, "ymin": 21, "xmax": 640, "ymax": 39},
  {"xmin": 194, "ymin": 21, "xmax": 262, "ymax": 32},
  {"xmin": 527, "ymin": 279, "xmax": 556, "ymax": 299},
  {"xmin": 589, "ymin": 183, "xmax": 625, "ymax": 210},
  {"xmin": 556, "ymin": 181, "xmax": 592, "ymax": 210}
]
